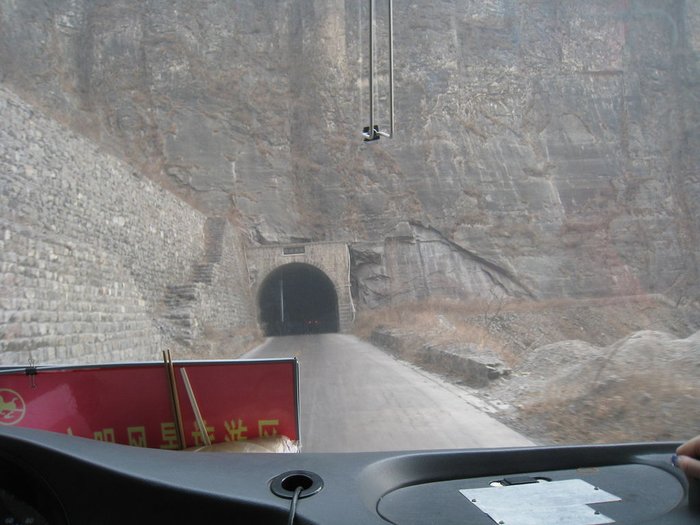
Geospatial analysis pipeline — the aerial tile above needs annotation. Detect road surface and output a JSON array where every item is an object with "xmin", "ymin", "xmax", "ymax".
[{"xmin": 244, "ymin": 334, "xmax": 534, "ymax": 452}]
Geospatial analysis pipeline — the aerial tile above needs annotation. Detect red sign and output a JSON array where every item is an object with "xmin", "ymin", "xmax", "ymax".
[{"xmin": 0, "ymin": 359, "xmax": 299, "ymax": 449}]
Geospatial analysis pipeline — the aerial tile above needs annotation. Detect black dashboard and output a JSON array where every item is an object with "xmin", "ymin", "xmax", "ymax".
[{"xmin": 0, "ymin": 426, "xmax": 697, "ymax": 524}]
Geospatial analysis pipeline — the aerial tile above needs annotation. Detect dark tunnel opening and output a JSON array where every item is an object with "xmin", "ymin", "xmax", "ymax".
[{"xmin": 258, "ymin": 263, "xmax": 340, "ymax": 336}]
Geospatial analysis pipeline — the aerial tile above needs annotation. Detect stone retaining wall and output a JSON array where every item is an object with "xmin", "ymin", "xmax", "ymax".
[
  {"xmin": 0, "ymin": 86, "xmax": 254, "ymax": 365},
  {"xmin": 370, "ymin": 327, "xmax": 509, "ymax": 388}
]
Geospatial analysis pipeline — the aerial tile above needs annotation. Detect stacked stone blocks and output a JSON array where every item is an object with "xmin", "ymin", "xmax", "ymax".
[{"xmin": 0, "ymin": 86, "xmax": 255, "ymax": 365}]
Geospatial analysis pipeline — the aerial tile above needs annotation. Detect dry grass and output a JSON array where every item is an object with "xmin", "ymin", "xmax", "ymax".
[
  {"xmin": 176, "ymin": 323, "xmax": 264, "ymax": 360},
  {"xmin": 354, "ymin": 297, "xmax": 517, "ymax": 365},
  {"xmin": 521, "ymin": 371, "xmax": 699, "ymax": 444},
  {"xmin": 353, "ymin": 295, "xmax": 673, "ymax": 367},
  {"xmin": 355, "ymin": 295, "xmax": 700, "ymax": 445}
]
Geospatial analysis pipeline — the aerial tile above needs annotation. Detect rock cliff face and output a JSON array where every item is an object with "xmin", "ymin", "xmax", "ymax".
[{"xmin": 1, "ymin": 1, "xmax": 698, "ymax": 307}]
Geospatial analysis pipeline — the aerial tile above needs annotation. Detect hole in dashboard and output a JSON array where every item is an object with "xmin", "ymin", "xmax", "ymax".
[
  {"xmin": 270, "ymin": 471, "xmax": 324, "ymax": 499},
  {"xmin": 282, "ymin": 474, "xmax": 314, "ymax": 492}
]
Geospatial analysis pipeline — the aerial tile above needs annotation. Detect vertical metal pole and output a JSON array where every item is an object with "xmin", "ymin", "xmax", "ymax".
[
  {"xmin": 368, "ymin": 0, "xmax": 375, "ymax": 135},
  {"xmin": 388, "ymin": 0, "xmax": 394, "ymax": 136},
  {"xmin": 363, "ymin": 0, "xmax": 394, "ymax": 140}
]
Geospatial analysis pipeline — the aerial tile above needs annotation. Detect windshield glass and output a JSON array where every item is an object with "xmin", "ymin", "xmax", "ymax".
[{"xmin": 0, "ymin": 1, "xmax": 698, "ymax": 452}]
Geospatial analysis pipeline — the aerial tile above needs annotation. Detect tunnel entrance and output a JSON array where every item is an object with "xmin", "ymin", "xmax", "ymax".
[{"xmin": 258, "ymin": 263, "xmax": 340, "ymax": 336}]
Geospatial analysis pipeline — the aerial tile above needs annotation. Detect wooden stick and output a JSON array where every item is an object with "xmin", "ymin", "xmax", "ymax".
[
  {"xmin": 179, "ymin": 367, "xmax": 211, "ymax": 446},
  {"xmin": 163, "ymin": 350, "xmax": 185, "ymax": 450}
]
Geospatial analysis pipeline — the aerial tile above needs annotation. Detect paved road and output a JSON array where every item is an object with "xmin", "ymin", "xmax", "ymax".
[{"xmin": 244, "ymin": 334, "xmax": 534, "ymax": 452}]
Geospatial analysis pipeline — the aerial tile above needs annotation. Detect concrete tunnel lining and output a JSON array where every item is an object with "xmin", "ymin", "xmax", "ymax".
[{"xmin": 258, "ymin": 263, "xmax": 340, "ymax": 336}]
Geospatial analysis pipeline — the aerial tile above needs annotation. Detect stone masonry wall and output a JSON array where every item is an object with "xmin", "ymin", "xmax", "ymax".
[
  {"xmin": 0, "ymin": 85, "xmax": 254, "ymax": 365},
  {"xmin": 163, "ymin": 218, "xmax": 258, "ymax": 353},
  {"xmin": 199, "ymin": 220, "xmax": 256, "ymax": 333},
  {"xmin": 1, "ymin": 219, "xmax": 163, "ymax": 365}
]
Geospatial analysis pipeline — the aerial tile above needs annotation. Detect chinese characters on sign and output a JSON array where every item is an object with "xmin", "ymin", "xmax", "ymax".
[
  {"xmin": 94, "ymin": 428, "xmax": 116, "ymax": 443},
  {"xmin": 128, "ymin": 426, "xmax": 148, "ymax": 448},
  {"xmin": 0, "ymin": 359, "xmax": 298, "ymax": 448},
  {"xmin": 75, "ymin": 419, "xmax": 282, "ymax": 448},
  {"xmin": 225, "ymin": 418, "xmax": 248, "ymax": 441}
]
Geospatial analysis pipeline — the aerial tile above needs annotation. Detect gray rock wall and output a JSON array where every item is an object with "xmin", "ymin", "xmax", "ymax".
[
  {"xmin": 351, "ymin": 222, "xmax": 534, "ymax": 308},
  {"xmin": 0, "ymin": 1, "xmax": 698, "ymax": 307},
  {"xmin": 0, "ymin": 86, "xmax": 254, "ymax": 364}
]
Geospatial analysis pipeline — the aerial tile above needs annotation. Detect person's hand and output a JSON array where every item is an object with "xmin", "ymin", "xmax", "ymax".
[{"xmin": 676, "ymin": 435, "xmax": 700, "ymax": 480}]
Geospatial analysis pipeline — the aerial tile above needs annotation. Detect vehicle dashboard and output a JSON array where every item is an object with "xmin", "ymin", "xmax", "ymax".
[{"xmin": 0, "ymin": 426, "xmax": 696, "ymax": 524}]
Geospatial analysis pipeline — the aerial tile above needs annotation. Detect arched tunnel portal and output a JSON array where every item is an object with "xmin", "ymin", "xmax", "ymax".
[{"xmin": 258, "ymin": 263, "xmax": 340, "ymax": 336}]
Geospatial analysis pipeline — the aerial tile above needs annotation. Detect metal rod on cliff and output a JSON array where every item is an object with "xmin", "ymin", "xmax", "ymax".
[
  {"xmin": 387, "ymin": 0, "xmax": 394, "ymax": 136},
  {"xmin": 363, "ymin": 0, "xmax": 394, "ymax": 141},
  {"xmin": 368, "ymin": 0, "xmax": 375, "ymax": 136}
]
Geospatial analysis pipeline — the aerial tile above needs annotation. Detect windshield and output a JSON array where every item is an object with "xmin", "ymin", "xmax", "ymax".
[{"xmin": 0, "ymin": 1, "xmax": 698, "ymax": 452}]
